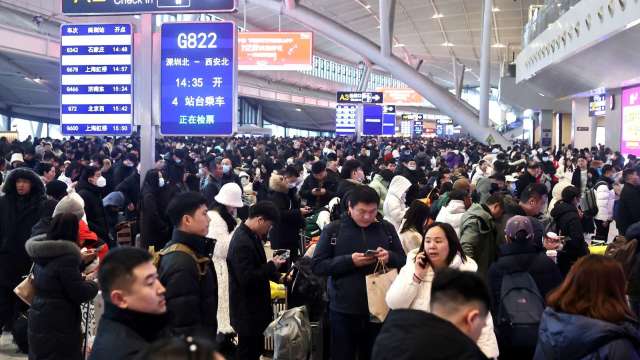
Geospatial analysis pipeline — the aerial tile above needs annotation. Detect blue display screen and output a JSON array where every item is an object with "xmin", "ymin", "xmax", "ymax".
[
  {"xmin": 362, "ymin": 104, "xmax": 382, "ymax": 135},
  {"xmin": 160, "ymin": 22, "xmax": 237, "ymax": 136},
  {"xmin": 63, "ymin": 0, "xmax": 236, "ymax": 15},
  {"xmin": 59, "ymin": 24, "xmax": 133, "ymax": 136},
  {"xmin": 382, "ymin": 113, "xmax": 395, "ymax": 135},
  {"xmin": 336, "ymin": 104, "xmax": 357, "ymax": 135}
]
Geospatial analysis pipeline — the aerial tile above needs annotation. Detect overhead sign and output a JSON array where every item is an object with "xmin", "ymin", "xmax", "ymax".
[
  {"xmin": 378, "ymin": 88, "xmax": 433, "ymax": 107},
  {"xmin": 413, "ymin": 120, "xmax": 424, "ymax": 137},
  {"xmin": 62, "ymin": 0, "xmax": 236, "ymax": 15},
  {"xmin": 382, "ymin": 105, "xmax": 395, "ymax": 135},
  {"xmin": 238, "ymin": 32, "xmax": 313, "ymax": 71},
  {"xmin": 336, "ymin": 104, "xmax": 357, "ymax": 135},
  {"xmin": 622, "ymin": 85, "xmax": 640, "ymax": 156},
  {"xmin": 401, "ymin": 113, "xmax": 425, "ymax": 121},
  {"xmin": 160, "ymin": 22, "xmax": 237, "ymax": 136},
  {"xmin": 436, "ymin": 118, "xmax": 453, "ymax": 125},
  {"xmin": 362, "ymin": 104, "xmax": 383, "ymax": 135},
  {"xmin": 589, "ymin": 93, "xmax": 606, "ymax": 117},
  {"xmin": 337, "ymin": 91, "xmax": 383, "ymax": 104},
  {"xmin": 60, "ymin": 24, "xmax": 133, "ymax": 136},
  {"xmin": 400, "ymin": 120, "xmax": 412, "ymax": 137}
]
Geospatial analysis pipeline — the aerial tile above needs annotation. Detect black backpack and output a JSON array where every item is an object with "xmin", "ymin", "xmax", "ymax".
[
  {"xmin": 288, "ymin": 257, "xmax": 327, "ymax": 321},
  {"xmin": 497, "ymin": 270, "xmax": 545, "ymax": 348}
]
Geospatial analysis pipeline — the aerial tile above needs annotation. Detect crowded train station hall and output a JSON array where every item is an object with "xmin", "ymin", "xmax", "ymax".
[{"xmin": 0, "ymin": 0, "xmax": 639, "ymax": 359}]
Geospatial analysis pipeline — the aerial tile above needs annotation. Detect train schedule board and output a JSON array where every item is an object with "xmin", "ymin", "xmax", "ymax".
[
  {"xmin": 62, "ymin": 0, "xmax": 236, "ymax": 15},
  {"xmin": 60, "ymin": 24, "xmax": 133, "ymax": 136},
  {"xmin": 336, "ymin": 104, "xmax": 357, "ymax": 135},
  {"xmin": 622, "ymin": 85, "xmax": 640, "ymax": 156},
  {"xmin": 238, "ymin": 32, "xmax": 313, "ymax": 71},
  {"xmin": 160, "ymin": 22, "xmax": 237, "ymax": 136}
]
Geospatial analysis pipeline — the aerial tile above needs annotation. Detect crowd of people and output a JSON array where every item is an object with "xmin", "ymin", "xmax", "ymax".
[{"xmin": 1, "ymin": 133, "xmax": 640, "ymax": 359}]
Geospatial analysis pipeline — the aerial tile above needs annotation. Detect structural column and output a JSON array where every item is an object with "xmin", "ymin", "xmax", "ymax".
[
  {"xmin": 136, "ymin": 14, "xmax": 155, "ymax": 186},
  {"xmin": 605, "ymin": 89, "xmax": 622, "ymax": 151},
  {"xmin": 479, "ymin": 0, "xmax": 492, "ymax": 127},
  {"xmin": 539, "ymin": 110, "xmax": 553, "ymax": 149},
  {"xmin": 572, "ymin": 97, "xmax": 593, "ymax": 149}
]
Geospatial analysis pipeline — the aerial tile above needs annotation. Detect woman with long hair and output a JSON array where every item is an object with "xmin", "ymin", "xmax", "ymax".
[
  {"xmin": 25, "ymin": 213, "xmax": 99, "ymax": 360},
  {"xmin": 398, "ymin": 199, "xmax": 431, "ymax": 254},
  {"xmin": 386, "ymin": 222, "xmax": 499, "ymax": 358},
  {"xmin": 207, "ymin": 182, "xmax": 243, "ymax": 341},
  {"xmin": 534, "ymin": 255, "xmax": 640, "ymax": 359}
]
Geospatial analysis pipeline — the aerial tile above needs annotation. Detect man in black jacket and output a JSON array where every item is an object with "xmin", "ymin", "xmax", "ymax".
[
  {"xmin": 550, "ymin": 186, "xmax": 589, "ymax": 275},
  {"xmin": 91, "ymin": 247, "xmax": 168, "ymax": 360},
  {"xmin": 313, "ymin": 186, "xmax": 405, "ymax": 360},
  {"xmin": 157, "ymin": 192, "xmax": 218, "ymax": 339},
  {"xmin": 77, "ymin": 165, "xmax": 111, "ymax": 245},
  {"xmin": 0, "ymin": 168, "xmax": 46, "ymax": 335},
  {"xmin": 515, "ymin": 161, "xmax": 540, "ymax": 199},
  {"xmin": 228, "ymin": 201, "xmax": 285, "ymax": 360},
  {"xmin": 299, "ymin": 161, "xmax": 338, "ymax": 209},
  {"xmin": 372, "ymin": 269, "xmax": 490, "ymax": 360},
  {"xmin": 616, "ymin": 168, "xmax": 640, "ymax": 236}
]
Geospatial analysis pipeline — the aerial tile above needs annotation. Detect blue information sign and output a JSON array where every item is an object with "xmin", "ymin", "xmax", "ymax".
[
  {"xmin": 60, "ymin": 24, "xmax": 133, "ymax": 136},
  {"xmin": 382, "ymin": 105, "xmax": 395, "ymax": 135},
  {"xmin": 362, "ymin": 104, "xmax": 383, "ymax": 135},
  {"xmin": 63, "ymin": 0, "xmax": 236, "ymax": 16},
  {"xmin": 336, "ymin": 104, "xmax": 357, "ymax": 135},
  {"xmin": 413, "ymin": 120, "xmax": 424, "ymax": 137},
  {"xmin": 161, "ymin": 22, "xmax": 237, "ymax": 136}
]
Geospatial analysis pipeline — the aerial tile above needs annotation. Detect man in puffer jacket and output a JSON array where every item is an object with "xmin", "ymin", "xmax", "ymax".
[
  {"xmin": 594, "ymin": 165, "xmax": 616, "ymax": 241},
  {"xmin": 369, "ymin": 169, "xmax": 393, "ymax": 214},
  {"xmin": 383, "ymin": 175, "xmax": 412, "ymax": 231}
]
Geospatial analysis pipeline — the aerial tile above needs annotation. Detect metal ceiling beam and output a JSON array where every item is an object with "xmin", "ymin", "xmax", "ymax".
[
  {"xmin": 255, "ymin": 0, "xmax": 508, "ymax": 146},
  {"xmin": 479, "ymin": 0, "xmax": 492, "ymax": 127},
  {"xmin": 379, "ymin": 0, "xmax": 396, "ymax": 57}
]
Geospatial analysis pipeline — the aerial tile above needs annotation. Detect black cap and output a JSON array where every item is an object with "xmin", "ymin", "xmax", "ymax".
[{"xmin": 311, "ymin": 161, "xmax": 326, "ymax": 175}]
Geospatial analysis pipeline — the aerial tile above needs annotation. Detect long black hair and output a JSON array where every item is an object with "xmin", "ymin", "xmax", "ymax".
[
  {"xmin": 418, "ymin": 222, "xmax": 467, "ymax": 266},
  {"xmin": 47, "ymin": 213, "xmax": 79, "ymax": 243},
  {"xmin": 400, "ymin": 200, "xmax": 430, "ymax": 235},
  {"xmin": 209, "ymin": 201, "xmax": 237, "ymax": 234}
]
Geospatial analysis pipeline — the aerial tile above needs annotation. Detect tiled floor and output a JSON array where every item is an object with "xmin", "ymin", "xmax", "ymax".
[{"xmin": 0, "ymin": 332, "xmax": 27, "ymax": 359}]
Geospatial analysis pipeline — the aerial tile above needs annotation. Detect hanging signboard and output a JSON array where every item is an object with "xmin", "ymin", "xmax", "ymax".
[
  {"xmin": 622, "ymin": 85, "xmax": 640, "ymax": 156},
  {"xmin": 589, "ymin": 93, "xmax": 607, "ymax": 117},
  {"xmin": 378, "ymin": 88, "xmax": 434, "ymax": 107},
  {"xmin": 160, "ymin": 22, "xmax": 237, "ymax": 136},
  {"xmin": 337, "ymin": 91, "xmax": 383, "ymax": 104},
  {"xmin": 336, "ymin": 104, "xmax": 357, "ymax": 135},
  {"xmin": 238, "ymin": 32, "xmax": 313, "ymax": 71},
  {"xmin": 60, "ymin": 24, "xmax": 133, "ymax": 136},
  {"xmin": 62, "ymin": 0, "xmax": 236, "ymax": 15},
  {"xmin": 362, "ymin": 104, "xmax": 383, "ymax": 135},
  {"xmin": 382, "ymin": 105, "xmax": 396, "ymax": 135}
]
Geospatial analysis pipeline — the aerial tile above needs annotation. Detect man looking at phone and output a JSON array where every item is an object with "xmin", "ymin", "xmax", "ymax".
[
  {"xmin": 228, "ymin": 201, "xmax": 284, "ymax": 360},
  {"xmin": 313, "ymin": 186, "xmax": 406, "ymax": 360},
  {"xmin": 300, "ymin": 161, "xmax": 338, "ymax": 209}
]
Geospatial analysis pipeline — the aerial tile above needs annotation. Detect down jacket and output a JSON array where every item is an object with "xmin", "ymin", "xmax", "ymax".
[
  {"xmin": 369, "ymin": 173, "xmax": 389, "ymax": 213},
  {"xmin": 383, "ymin": 175, "xmax": 412, "ymax": 231},
  {"xmin": 534, "ymin": 307, "xmax": 640, "ymax": 359},
  {"xmin": 157, "ymin": 229, "xmax": 218, "ymax": 339},
  {"xmin": 460, "ymin": 203, "xmax": 498, "ymax": 277},
  {"xmin": 26, "ymin": 237, "xmax": 99, "ymax": 360},
  {"xmin": 435, "ymin": 199, "xmax": 467, "ymax": 237},
  {"xmin": 595, "ymin": 179, "xmax": 615, "ymax": 222},
  {"xmin": 385, "ymin": 249, "xmax": 499, "ymax": 358},
  {"xmin": 267, "ymin": 174, "xmax": 305, "ymax": 254},
  {"xmin": 550, "ymin": 201, "xmax": 589, "ymax": 275}
]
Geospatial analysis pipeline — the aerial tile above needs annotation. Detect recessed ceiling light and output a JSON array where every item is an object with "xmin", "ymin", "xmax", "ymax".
[
  {"xmin": 432, "ymin": 13, "xmax": 444, "ymax": 19},
  {"xmin": 364, "ymin": 4, "xmax": 371, "ymax": 9},
  {"xmin": 465, "ymin": 68, "xmax": 472, "ymax": 72},
  {"xmin": 393, "ymin": 43, "xmax": 405, "ymax": 47},
  {"xmin": 295, "ymin": 108, "xmax": 302, "ymax": 112},
  {"xmin": 492, "ymin": 43, "xmax": 506, "ymax": 48},
  {"xmin": 441, "ymin": 42, "xmax": 454, "ymax": 47},
  {"xmin": 492, "ymin": 7, "xmax": 501, "ymax": 12}
]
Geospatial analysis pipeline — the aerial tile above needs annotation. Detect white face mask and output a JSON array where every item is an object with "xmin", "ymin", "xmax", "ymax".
[
  {"xmin": 227, "ymin": 206, "xmax": 238, "ymax": 218},
  {"xmin": 407, "ymin": 165, "xmax": 417, "ymax": 171},
  {"xmin": 158, "ymin": 177, "xmax": 165, "ymax": 188},
  {"xmin": 288, "ymin": 182, "xmax": 297, "ymax": 189},
  {"xmin": 95, "ymin": 176, "xmax": 107, "ymax": 188}
]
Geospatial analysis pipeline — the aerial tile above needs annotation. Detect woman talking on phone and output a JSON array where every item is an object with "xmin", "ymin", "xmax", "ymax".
[{"xmin": 386, "ymin": 222, "xmax": 499, "ymax": 359}]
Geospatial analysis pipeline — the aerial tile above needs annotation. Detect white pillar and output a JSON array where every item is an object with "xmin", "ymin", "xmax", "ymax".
[
  {"xmin": 572, "ymin": 97, "xmax": 593, "ymax": 150},
  {"xmin": 479, "ymin": 0, "xmax": 492, "ymax": 128}
]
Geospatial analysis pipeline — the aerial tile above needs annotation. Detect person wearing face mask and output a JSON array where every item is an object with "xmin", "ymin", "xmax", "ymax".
[
  {"xmin": 383, "ymin": 175, "xmax": 413, "ymax": 232},
  {"xmin": 267, "ymin": 166, "xmax": 310, "ymax": 261},
  {"xmin": 112, "ymin": 153, "xmax": 138, "ymax": 187},
  {"xmin": 337, "ymin": 159, "xmax": 366, "ymax": 214},
  {"xmin": 206, "ymin": 182, "xmax": 243, "ymax": 342},
  {"xmin": 139, "ymin": 169, "xmax": 172, "ymax": 250},
  {"xmin": 220, "ymin": 157, "xmax": 242, "ymax": 188},
  {"xmin": 401, "ymin": 160, "xmax": 426, "ymax": 186},
  {"xmin": 77, "ymin": 165, "xmax": 111, "ymax": 246}
]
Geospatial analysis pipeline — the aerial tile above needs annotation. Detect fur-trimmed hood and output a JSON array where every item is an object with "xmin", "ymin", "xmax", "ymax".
[
  {"xmin": 25, "ymin": 235, "xmax": 81, "ymax": 261},
  {"xmin": 269, "ymin": 173, "xmax": 289, "ymax": 193},
  {"xmin": 1, "ymin": 167, "xmax": 45, "ymax": 198}
]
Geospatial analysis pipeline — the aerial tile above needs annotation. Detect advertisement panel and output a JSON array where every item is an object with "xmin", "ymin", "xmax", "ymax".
[
  {"xmin": 238, "ymin": 32, "xmax": 312, "ymax": 71},
  {"xmin": 622, "ymin": 85, "xmax": 640, "ymax": 156},
  {"xmin": 378, "ymin": 88, "xmax": 433, "ymax": 107}
]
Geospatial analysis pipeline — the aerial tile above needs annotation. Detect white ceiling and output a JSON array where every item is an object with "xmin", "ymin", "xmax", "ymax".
[{"xmin": 236, "ymin": 0, "xmax": 543, "ymax": 87}]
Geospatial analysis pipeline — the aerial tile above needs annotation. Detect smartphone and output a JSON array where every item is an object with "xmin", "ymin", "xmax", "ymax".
[
  {"xmin": 416, "ymin": 251, "xmax": 427, "ymax": 268},
  {"xmin": 274, "ymin": 249, "xmax": 290, "ymax": 260},
  {"xmin": 364, "ymin": 250, "xmax": 379, "ymax": 257}
]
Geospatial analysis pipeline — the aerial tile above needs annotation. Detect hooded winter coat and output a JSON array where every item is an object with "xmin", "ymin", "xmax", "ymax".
[
  {"xmin": 550, "ymin": 201, "xmax": 589, "ymax": 275},
  {"xmin": 460, "ymin": 203, "xmax": 498, "ymax": 277},
  {"xmin": 0, "ymin": 168, "xmax": 47, "ymax": 287},
  {"xmin": 385, "ymin": 249, "xmax": 499, "ymax": 358},
  {"xmin": 77, "ymin": 179, "xmax": 110, "ymax": 244},
  {"xmin": 372, "ymin": 309, "xmax": 489, "ymax": 360},
  {"xmin": 368, "ymin": 173, "xmax": 389, "ymax": 213},
  {"xmin": 267, "ymin": 174, "xmax": 305, "ymax": 254},
  {"xmin": 595, "ymin": 177, "xmax": 615, "ymax": 221},
  {"xmin": 534, "ymin": 307, "xmax": 640, "ymax": 359},
  {"xmin": 383, "ymin": 175, "xmax": 412, "ymax": 231},
  {"xmin": 435, "ymin": 199, "xmax": 467, "ymax": 237},
  {"xmin": 25, "ymin": 237, "xmax": 98, "ymax": 360}
]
